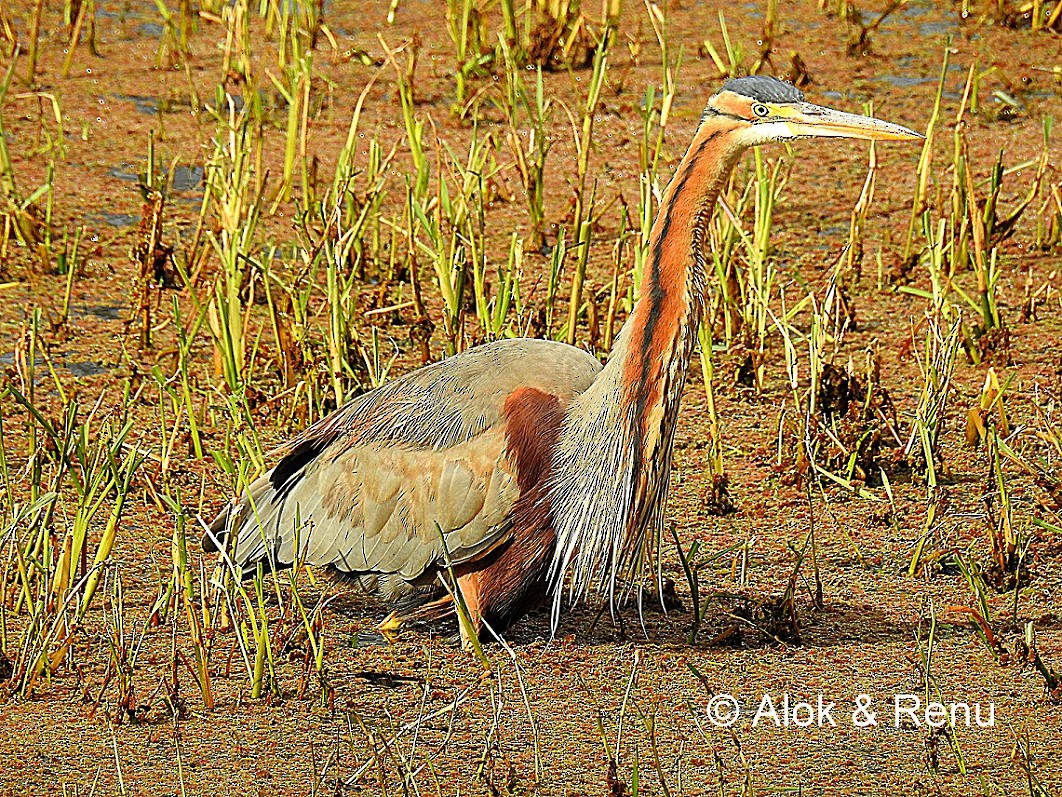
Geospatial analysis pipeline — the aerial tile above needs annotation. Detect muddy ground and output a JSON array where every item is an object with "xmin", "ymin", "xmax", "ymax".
[{"xmin": 1, "ymin": 0, "xmax": 1061, "ymax": 795}]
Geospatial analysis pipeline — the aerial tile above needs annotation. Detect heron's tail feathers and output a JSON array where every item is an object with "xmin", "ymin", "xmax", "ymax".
[{"xmin": 203, "ymin": 442, "xmax": 326, "ymax": 578}]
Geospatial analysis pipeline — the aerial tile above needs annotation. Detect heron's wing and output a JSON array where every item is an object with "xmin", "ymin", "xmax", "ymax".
[
  {"xmin": 207, "ymin": 338, "xmax": 601, "ymax": 583},
  {"xmin": 228, "ymin": 426, "xmax": 520, "ymax": 578}
]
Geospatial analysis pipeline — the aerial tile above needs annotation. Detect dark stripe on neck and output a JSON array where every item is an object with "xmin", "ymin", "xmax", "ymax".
[
  {"xmin": 638, "ymin": 130, "xmax": 722, "ymax": 389},
  {"xmin": 628, "ymin": 127, "xmax": 724, "ymax": 486}
]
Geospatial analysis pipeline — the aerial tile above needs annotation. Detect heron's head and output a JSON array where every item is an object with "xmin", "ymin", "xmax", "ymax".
[{"xmin": 703, "ymin": 75, "xmax": 923, "ymax": 146}]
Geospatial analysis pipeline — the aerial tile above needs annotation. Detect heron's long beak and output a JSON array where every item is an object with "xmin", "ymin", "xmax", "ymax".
[{"xmin": 785, "ymin": 102, "xmax": 923, "ymax": 141}]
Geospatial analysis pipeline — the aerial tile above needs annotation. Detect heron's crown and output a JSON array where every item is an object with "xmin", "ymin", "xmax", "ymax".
[{"xmin": 718, "ymin": 76, "xmax": 804, "ymax": 104}]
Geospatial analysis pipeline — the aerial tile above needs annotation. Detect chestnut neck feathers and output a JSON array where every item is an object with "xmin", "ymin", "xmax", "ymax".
[{"xmin": 618, "ymin": 115, "xmax": 747, "ymax": 438}]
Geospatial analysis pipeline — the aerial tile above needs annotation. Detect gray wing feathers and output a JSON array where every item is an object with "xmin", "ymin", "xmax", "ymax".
[
  {"xmin": 215, "ymin": 338, "xmax": 601, "ymax": 585},
  {"xmin": 285, "ymin": 338, "xmax": 601, "ymax": 454},
  {"xmin": 229, "ymin": 433, "xmax": 521, "ymax": 579}
]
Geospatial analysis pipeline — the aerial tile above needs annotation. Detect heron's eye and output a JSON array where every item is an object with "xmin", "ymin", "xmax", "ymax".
[{"xmin": 752, "ymin": 103, "xmax": 770, "ymax": 118}]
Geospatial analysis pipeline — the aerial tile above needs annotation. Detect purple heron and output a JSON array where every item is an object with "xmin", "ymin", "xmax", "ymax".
[{"xmin": 206, "ymin": 76, "xmax": 921, "ymax": 645}]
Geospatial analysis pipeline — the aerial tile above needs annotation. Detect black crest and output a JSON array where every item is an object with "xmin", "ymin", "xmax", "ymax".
[{"xmin": 719, "ymin": 76, "xmax": 804, "ymax": 104}]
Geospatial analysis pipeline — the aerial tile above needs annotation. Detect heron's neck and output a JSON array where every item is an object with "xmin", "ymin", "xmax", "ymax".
[
  {"xmin": 546, "ymin": 120, "xmax": 744, "ymax": 603},
  {"xmin": 608, "ymin": 121, "xmax": 743, "ymax": 476}
]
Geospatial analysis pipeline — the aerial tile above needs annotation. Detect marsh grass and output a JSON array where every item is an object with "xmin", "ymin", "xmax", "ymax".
[
  {"xmin": 2, "ymin": 346, "xmax": 147, "ymax": 696},
  {"xmin": 1, "ymin": 4, "xmax": 1060, "ymax": 793}
]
